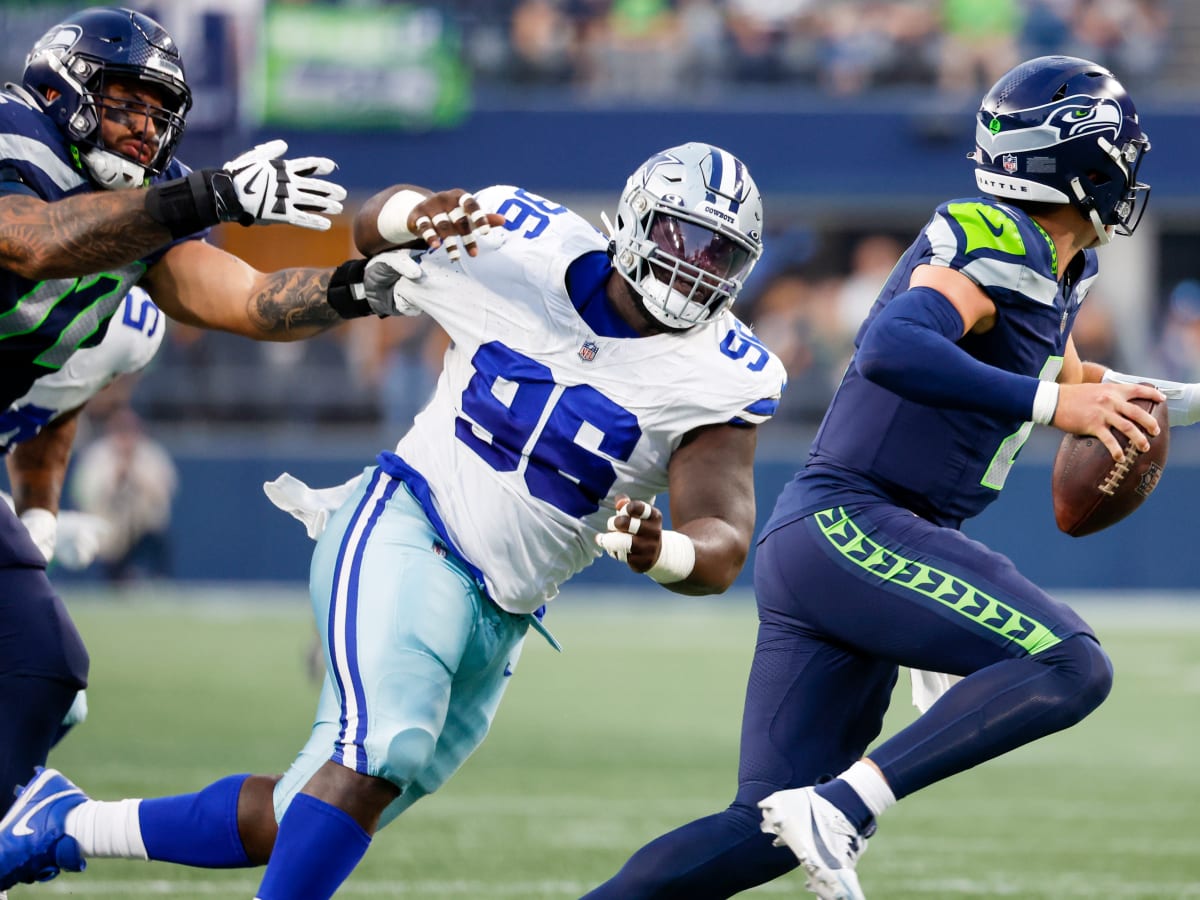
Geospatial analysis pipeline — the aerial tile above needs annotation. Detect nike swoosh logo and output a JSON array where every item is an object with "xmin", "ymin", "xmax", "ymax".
[
  {"xmin": 978, "ymin": 209, "xmax": 1007, "ymax": 238},
  {"xmin": 807, "ymin": 807, "xmax": 845, "ymax": 870},
  {"xmin": 10, "ymin": 789, "xmax": 78, "ymax": 837},
  {"xmin": 243, "ymin": 169, "xmax": 262, "ymax": 195}
]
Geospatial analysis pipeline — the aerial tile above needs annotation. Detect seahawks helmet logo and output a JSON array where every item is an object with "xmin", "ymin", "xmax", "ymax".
[
  {"xmin": 26, "ymin": 24, "xmax": 82, "ymax": 61},
  {"xmin": 978, "ymin": 95, "xmax": 1123, "ymax": 157},
  {"xmin": 1045, "ymin": 98, "xmax": 1122, "ymax": 140}
]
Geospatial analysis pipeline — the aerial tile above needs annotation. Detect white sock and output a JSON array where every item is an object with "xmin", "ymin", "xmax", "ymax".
[
  {"xmin": 840, "ymin": 760, "xmax": 897, "ymax": 819},
  {"xmin": 64, "ymin": 799, "xmax": 149, "ymax": 859}
]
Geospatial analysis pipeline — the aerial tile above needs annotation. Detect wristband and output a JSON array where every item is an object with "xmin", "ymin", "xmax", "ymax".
[
  {"xmin": 376, "ymin": 190, "xmax": 427, "ymax": 245},
  {"xmin": 645, "ymin": 530, "xmax": 696, "ymax": 584},
  {"xmin": 1031, "ymin": 381, "xmax": 1060, "ymax": 426},
  {"xmin": 326, "ymin": 259, "xmax": 370, "ymax": 319},
  {"xmin": 145, "ymin": 169, "xmax": 241, "ymax": 238}
]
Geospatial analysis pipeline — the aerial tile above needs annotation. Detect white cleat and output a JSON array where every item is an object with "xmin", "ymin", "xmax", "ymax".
[{"xmin": 759, "ymin": 787, "xmax": 868, "ymax": 900}]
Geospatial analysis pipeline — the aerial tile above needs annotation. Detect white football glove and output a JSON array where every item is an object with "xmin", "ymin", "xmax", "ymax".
[
  {"xmin": 263, "ymin": 472, "xmax": 362, "ymax": 539},
  {"xmin": 219, "ymin": 139, "xmax": 347, "ymax": 231},
  {"xmin": 362, "ymin": 250, "xmax": 425, "ymax": 317},
  {"xmin": 54, "ymin": 511, "xmax": 112, "ymax": 570},
  {"xmin": 18, "ymin": 507, "xmax": 57, "ymax": 563}
]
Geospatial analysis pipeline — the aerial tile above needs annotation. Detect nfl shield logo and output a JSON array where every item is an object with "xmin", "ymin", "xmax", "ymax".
[
  {"xmin": 1002, "ymin": 154, "xmax": 1018, "ymax": 174},
  {"xmin": 578, "ymin": 340, "xmax": 599, "ymax": 362}
]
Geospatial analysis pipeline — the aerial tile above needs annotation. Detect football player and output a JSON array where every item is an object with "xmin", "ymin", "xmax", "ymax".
[
  {"xmin": 1, "ymin": 285, "xmax": 166, "ymax": 746},
  {"xmin": 0, "ymin": 143, "xmax": 786, "ymax": 899},
  {"xmin": 582, "ymin": 56, "xmax": 1187, "ymax": 900},
  {"xmin": 0, "ymin": 3, "xmax": 424, "ymax": 831},
  {"xmin": 2, "ymin": 286, "xmax": 164, "ymax": 570}
]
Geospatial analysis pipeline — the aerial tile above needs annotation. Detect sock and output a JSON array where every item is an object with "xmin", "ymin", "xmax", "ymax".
[
  {"xmin": 840, "ymin": 760, "xmax": 897, "ymax": 820},
  {"xmin": 814, "ymin": 760, "xmax": 895, "ymax": 835},
  {"xmin": 254, "ymin": 793, "xmax": 371, "ymax": 900},
  {"xmin": 814, "ymin": 778, "xmax": 874, "ymax": 834},
  {"xmin": 138, "ymin": 774, "xmax": 253, "ymax": 867},
  {"xmin": 66, "ymin": 799, "xmax": 147, "ymax": 859}
]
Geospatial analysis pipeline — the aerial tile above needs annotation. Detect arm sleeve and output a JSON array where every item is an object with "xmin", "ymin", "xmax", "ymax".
[{"xmin": 855, "ymin": 286, "xmax": 1041, "ymax": 421}]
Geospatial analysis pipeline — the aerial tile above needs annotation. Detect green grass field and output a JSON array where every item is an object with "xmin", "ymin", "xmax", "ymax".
[{"xmin": 19, "ymin": 585, "xmax": 1200, "ymax": 899}]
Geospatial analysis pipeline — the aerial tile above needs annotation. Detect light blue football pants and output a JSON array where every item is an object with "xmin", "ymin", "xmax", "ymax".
[{"xmin": 274, "ymin": 467, "xmax": 529, "ymax": 829}]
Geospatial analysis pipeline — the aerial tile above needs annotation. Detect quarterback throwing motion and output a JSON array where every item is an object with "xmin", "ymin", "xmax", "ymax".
[{"xmin": 0, "ymin": 143, "xmax": 785, "ymax": 899}]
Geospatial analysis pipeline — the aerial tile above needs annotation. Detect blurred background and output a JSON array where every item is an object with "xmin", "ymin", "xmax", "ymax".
[{"xmin": 3, "ymin": 0, "xmax": 1199, "ymax": 588}]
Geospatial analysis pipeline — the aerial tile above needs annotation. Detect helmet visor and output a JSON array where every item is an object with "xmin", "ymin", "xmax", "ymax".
[{"xmin": 647, "ymin": 215, "xmax": 755, "ymax": 283}]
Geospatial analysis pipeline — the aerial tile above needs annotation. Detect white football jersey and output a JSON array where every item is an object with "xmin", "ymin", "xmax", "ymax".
[
  {"xmin": 0, "ymin": 287, "xmax": 164, "ymax": 453},
  {"xmin": 391, "ymin": 185, "xmax": 785, "ymax": 613}
]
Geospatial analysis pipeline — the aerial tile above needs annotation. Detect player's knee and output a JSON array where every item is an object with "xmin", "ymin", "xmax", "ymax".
[
  {"xmin": 1037, "ymin": 633, "xmax": 1114, "ymax": 722},
  {"xmin": 378, "ymin": 726, "xmax": 438, "ymax": 786}
]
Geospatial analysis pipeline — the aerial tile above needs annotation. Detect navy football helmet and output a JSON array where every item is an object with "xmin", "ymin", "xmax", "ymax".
[
  {"xmin": 972, "ymin": 55, "xmax": 1150, "ymax": 245},
  {"xmin": 22, "ymin": 7, "xmax": 192, "ymax": 189},
  {"xmin": 610, "ymin": 143, "xmax": 763, "ymax": 331}
]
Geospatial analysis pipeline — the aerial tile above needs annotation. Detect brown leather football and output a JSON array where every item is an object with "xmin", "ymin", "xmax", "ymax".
[{"xmin": 1051, "ymin": 395, "xmax": 1169, "ymax": 537}]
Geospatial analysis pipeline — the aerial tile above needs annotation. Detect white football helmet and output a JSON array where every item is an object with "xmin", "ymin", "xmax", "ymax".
[{"xmin": 610, "ymin": 143, "xmax": 763, "ymax": 331}]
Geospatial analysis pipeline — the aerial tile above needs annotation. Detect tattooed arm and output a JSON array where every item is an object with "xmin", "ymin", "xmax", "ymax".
[
  {"xmin": 0, "ymin": 192, "xmax": 174, "ymax": 280},
  {"xmin": 142, "ymin": 240, "xmax": 342, "ymax": 340}
]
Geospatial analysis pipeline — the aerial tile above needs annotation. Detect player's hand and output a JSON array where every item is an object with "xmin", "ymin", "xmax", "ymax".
[
  {"xmin": 362, "ymin": 250, "xmax": 425, "ymax": 317},
  {"xmin": 53, "ymin": 511, "xmax": 112, "ymax": 570},
  {"xmin": 595, "ymin": 496, "xmax": 665, "ymax": 573},
  {"xmin": 1053, "ymin": 381, "xmax": 1164, "ymax": 462},
  {"xmin": 217, "ymin": 140, "xmax": 346, "ymax": 231},
  {"xmin": 408, "ymin": 189, "xmax": 506, "ymax": 261}
]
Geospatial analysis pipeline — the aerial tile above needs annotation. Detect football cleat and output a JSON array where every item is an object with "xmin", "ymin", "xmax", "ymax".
[
  {"xmin": 759, "ymin": 787, "xmax": 869, "ymax": 900},
  {"xmin": 0, "ymin": 768, "xmax": 87, "ymax": 891}
]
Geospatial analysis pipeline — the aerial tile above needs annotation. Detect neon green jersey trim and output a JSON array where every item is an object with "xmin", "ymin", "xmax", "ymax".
[
  {"xmin": 1031, "ymin": 218, "xmax": 1058, "ymax": 277},
  {"xmin": 814, "ymin": 507, "xmax": 1062, "ymax": 655},
  {"xmin": 948, "ymin": 201, "xmax": 1026, "ymax": 258}
]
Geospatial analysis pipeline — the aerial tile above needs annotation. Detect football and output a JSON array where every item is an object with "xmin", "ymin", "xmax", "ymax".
[{"xmin": 1051, "ymin": 395, "xmax": 1169, "ymax": 537}]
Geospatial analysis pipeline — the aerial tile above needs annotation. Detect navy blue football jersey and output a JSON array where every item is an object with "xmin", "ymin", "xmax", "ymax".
[
  {"xmin": 0, "ymin": 86, "xmax": 201, "ymax": 409},
  {"xmin": 768, "ymin": 197, "xmax": 1099, "ymax": 531}
]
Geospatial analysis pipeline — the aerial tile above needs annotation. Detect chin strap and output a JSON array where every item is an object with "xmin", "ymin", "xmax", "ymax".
[
  {"xmin": 80, "ymin": 146, "xmax": 148, "ymax": 191},
  {"xmin": 1070, "ymin": 177, "xmax": 1113, "ymax": 246}
]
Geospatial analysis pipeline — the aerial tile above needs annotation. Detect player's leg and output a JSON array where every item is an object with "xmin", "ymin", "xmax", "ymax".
[
  {"xmin": 583, "ymin": 540, "xmax": 898, "ymax": 899},
  {"xmin": 375, "ymin": 597, "xmax": 529, "ymax": 830},
  {"xmin": 0, "ymin": 510, "xmax": 90, "ymax": 890},
  {"xmin": 0, "ymin": 510, "xmax": 89, "ymax": 821},
  {"xmin": 758, "ymin": 506, "xmax": 1112, "ymax": 896},
  {"xmin": 258, "ymin": 470, "xmax": 507, "ymax": 900}
]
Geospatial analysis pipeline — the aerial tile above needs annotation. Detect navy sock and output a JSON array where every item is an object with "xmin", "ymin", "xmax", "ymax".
[
  {"xmin": 140, "ymin": 774, "xmax": 252, "ymax": 867},
  {"xmin": 814, "ymin": 778, "xmax": 874, "ymax": 834},
  {"xmin": 255, "ymin": 793, "xmax": 371, "ymax": 900}
]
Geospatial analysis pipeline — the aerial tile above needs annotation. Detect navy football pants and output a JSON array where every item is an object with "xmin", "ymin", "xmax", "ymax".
[
  {"xmin": 0, "ymin": 503, "xmax": 89, "ymax": 817},
  {"xmin": 582, "ymin": 504, "xmax": 1111, "ymax": 898}
]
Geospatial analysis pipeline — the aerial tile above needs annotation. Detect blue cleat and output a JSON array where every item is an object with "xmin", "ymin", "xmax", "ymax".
[{"xmin": 0, "ymin": 767, "xmax": 87, "ymax": 891}]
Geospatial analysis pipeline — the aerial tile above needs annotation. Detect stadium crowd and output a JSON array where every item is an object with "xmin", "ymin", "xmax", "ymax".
[{"xmin": 0, "ymin": 0, "xmax": 1178, "ymax": 432}]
